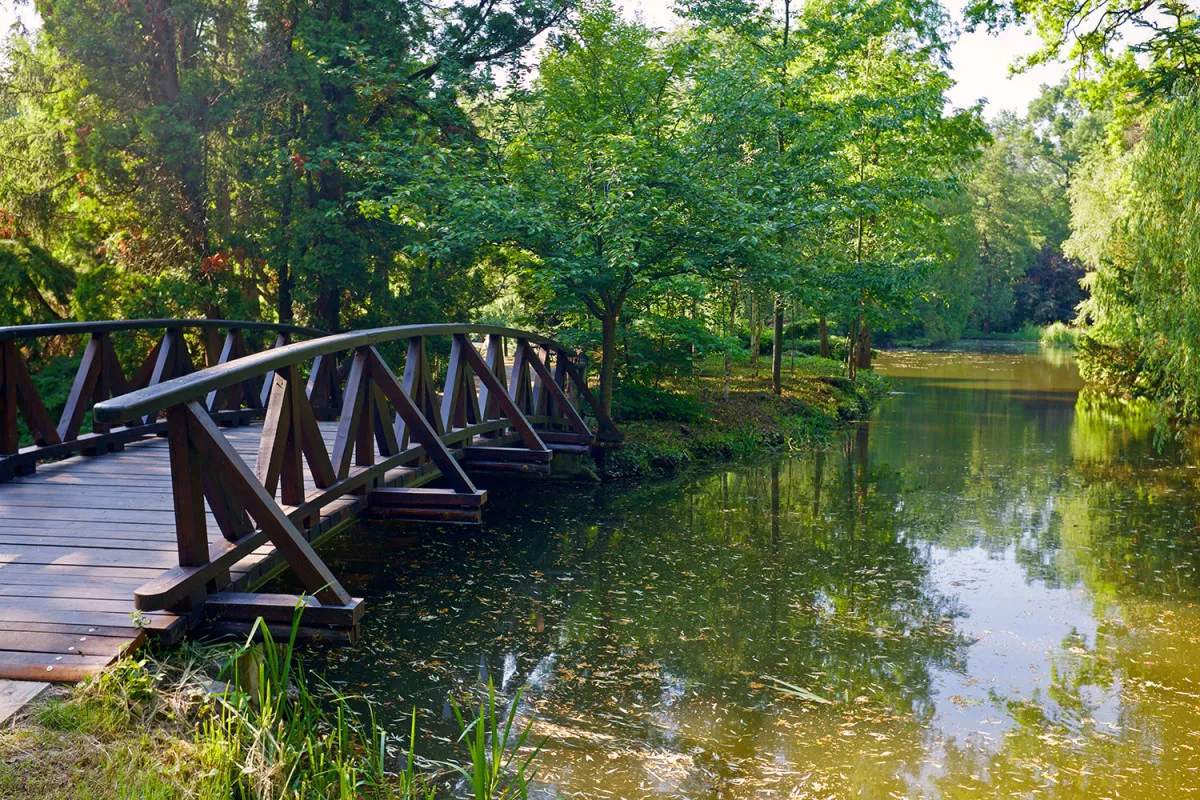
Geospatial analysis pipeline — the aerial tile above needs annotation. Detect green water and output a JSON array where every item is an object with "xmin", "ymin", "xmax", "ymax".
[{"xmin": 300, "ymin": 346, "xmax": 1200, "ymax": 798}]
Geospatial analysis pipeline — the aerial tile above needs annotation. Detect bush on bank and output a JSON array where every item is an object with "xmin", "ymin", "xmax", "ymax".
[{"xmin": 600, "ymin": 354, "xmax": 889, "ymax": 480}]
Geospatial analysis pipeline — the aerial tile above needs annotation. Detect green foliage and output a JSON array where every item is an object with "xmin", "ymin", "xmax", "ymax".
[
  {"xmin": 0, "ymin": 238, "xmax": 74, "ymax": 325},
  {"xmin": 447, "ymin": 681, "xmax": 542, "ymax": 800},
  {"xmin": 1039, "ymin": 321, "xmax": 1079, "ymax": 349},
  {"xmin": 1069, "ymin": 85, "xmax": 1200, "ymax": 418},
  {"xmin": 612, "ymin": 383, "xmax": 704, "ymax": 424}
]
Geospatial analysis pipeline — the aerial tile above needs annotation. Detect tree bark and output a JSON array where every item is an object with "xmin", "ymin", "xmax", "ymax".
[
  {"xmin": 847, "ymin": 318, "xmax": 859, "ymax": 383},
  {"xmin": 772, "ymin": 295, "xmax": 784, "ymax": 395},
  {"xmin": 725, "ymin": 284, "xmax": 737, "ymax": 399},
  {"xmin": 819, "ymin": 316, "xmax": 830, "ymax": 359},
  {"xmin": 748, "ymin": 294, "xmax": 759, "ymax": 371},
  {"xmin": 599, "ymin": 312, "xmax": 618, "ymax": 426},
  {"xmin": 857, "ymin": 321, "xmax": 872, "ymax": 369}
]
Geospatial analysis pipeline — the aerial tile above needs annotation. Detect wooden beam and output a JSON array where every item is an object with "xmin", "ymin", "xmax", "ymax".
[
  {"xmin": 183, "ymin": 401, "xmax": 351, "ymax": 606},
  {"xmin": 254, "ymin": 372, "xmax": 293, "ymax": 498},
  {"xmin": 456, "ymin": 334, "xmax": 547, "ymax": 452},
  {"xmin": 8, "ymin": 342, "xmax": 60, "ymax": 448},
  {"xmin": 205, "ymin": 593, "xmax": 364, "ymax": 627},
  {"xmin": 165, "ymin": 407, "xmax": 209, "ymax": 569},
  {"xmin": 0, "ymin": 341, "xmax": 19, "ymax": 456},
  {"xmin": 331, "ymin": 350, "xmax": 369, "ymax": 478},
  {"xmin": 522, "ymin": 343, "xmax": 593, "ymax": 437},
  {"xmin": 478, "ymin": 334, "xmax": 508, "ymax": 422},
  {"xmin": 57, "ymin": 335, "xmax": 103, "ymax": 442},
  {"xmin": 365, "ymin": 347, "xmax": 476, "ymax": 494}
]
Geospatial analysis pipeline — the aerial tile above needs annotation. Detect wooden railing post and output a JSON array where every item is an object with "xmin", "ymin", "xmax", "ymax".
[
  {"xmin": 0, "ymin": 341, "xmax": 19, "ymax": 459},
  {"xmin": 166, "ymin": 405, "xmax": 210, "ymax": 567}
]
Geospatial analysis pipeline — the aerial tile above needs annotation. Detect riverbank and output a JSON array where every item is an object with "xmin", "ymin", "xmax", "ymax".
[
  {"xmin": 601, "ymin": 355, "xmax": 890, "ymax": 479},
  {"xmin": 0, "ymin": 618, "xmax": 537, "ymax": 799}
]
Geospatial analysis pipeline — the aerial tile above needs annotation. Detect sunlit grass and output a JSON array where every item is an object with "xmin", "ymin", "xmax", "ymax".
[{"xmin": 0, "ymin": 608, "xmax": 542, "ymax": 799}]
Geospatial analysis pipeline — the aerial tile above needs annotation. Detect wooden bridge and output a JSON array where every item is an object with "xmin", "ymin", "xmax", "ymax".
[{"xmin": 0, "ymin": 320, "xmax": 615, "ymax": 681}]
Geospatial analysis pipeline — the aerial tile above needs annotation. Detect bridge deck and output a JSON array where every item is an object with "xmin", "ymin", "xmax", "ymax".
[{"xmin": 0, "ymin": 420, "xmax": 372, "ymax": 681}]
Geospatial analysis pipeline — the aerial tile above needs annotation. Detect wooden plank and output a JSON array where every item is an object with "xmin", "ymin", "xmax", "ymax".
[
  {"xmin": 0, "ymin": 679, "xmax": 48, "ymax": 723},
  {"xmin": 363, "ymin": 506, "xmax": 483, "ymax": 523},
  {"xmin": 369, "ymin": 488, "xmax": 487, "ymax": 507},
  {"xmin": 205, "ymin": 593, "xmax": 364, "ymax": 626},
  {"xmin": 0, "ymin": 652, "xmax": 116, "ymax": 682},
  {"xmin": 0, "ymin": 607, "xmax": 176, "ymax": 630},
  {"xmin": 0, "ymin": 533, "xmax": 181, "ymax": 551},
  {"xmin": 0, "ymin": 582, "xmax": 147, "ymax": 601},
  {"xmin": 463, "ymin": 446, "xmax": 552, "ymax": 463},
  {"xmin": 0, "ymin": 546, "xmax": 182, "ymax": 569},
  {"xmin": 0, "ymin": 563, "xmax": 168, "ymax": 581},
  {"xmin": 0, "ymin": 620, "xmax": 150, "ymax": 637},
  {"xmin": 0, "ymin": 630, "xmax": 139, "ymax": 658},
  {"xmin": 0, "ymin": 596, "xmax": 149, "ymax": 614}
]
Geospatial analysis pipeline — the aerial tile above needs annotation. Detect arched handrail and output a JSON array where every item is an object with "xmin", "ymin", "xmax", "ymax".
[
  {"xmin": 94, "ymin": 324, "xmax": 587, "ymax": 424},
  {"xmin": 0, "ymin": 318, "xmax": 327, "ymax": 482}
]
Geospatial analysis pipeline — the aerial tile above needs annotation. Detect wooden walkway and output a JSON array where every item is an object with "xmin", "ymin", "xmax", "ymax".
[
  {"xmin": 0, "ymin": 320, "xmax": 614, "ymax": 688},
  {"xmin": 0, "ymin": 421, "xmax": 374, "ymax": 681}
]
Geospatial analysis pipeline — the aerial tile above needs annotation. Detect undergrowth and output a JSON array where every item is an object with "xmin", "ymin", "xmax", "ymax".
[
  {"xmin": 602, "ymin": 355, "xmax": 889, "ymax": 479},
  {"xmin": 0, "ymin": 610, "xmax": 543, "ymax": 800}
]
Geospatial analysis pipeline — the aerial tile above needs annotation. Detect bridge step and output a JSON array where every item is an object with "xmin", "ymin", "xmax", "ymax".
[
  {"xmin": 538, "ymin": 431, "xmax": 596, "ymax": 445},
  {"xmin": 462, "ymin": 446, "xmax": 552, "ymax": 463},
  {"xmin": 364, "ymin": 487, "xmax": 487, "ymax": 524},
  {"xmin": 546, "ymin": 443, "xmax": 591, "ymax": 455},
  {"xmin": 204, "ymin": 593, "xmax": 364, "ymax": 630},
  {"xmin": 463, "ymin": 460, "xmax": 552, "ymax": 475}
]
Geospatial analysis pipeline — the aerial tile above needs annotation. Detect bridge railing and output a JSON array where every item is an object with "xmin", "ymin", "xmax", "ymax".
[
  {"xmin": 91, "ymin": 324, "xmax": 614, "ymax": 615},
  {"xmin": 0, "ymin": 319, "xmax": 327, "ymax": 482}
]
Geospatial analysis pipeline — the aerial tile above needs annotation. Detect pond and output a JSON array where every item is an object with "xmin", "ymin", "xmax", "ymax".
[{"xmin": 293, "ymin": 345, "xmax": 1200, "ymax": 798}]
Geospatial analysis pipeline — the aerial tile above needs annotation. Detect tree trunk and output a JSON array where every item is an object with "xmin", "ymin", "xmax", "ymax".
[
  {"xmin": 725, "ymin": 285, "xmax": 737, "ymax": 399},
  {"xmin": 819, "ymin": 316, "xmax": 830, "ymax": 359},
  {"xmin": 318, "ymin": 289, "xmax": 340, "ymax": 332},
  {"xmin": 847, "ymin": 318, "xmax": 858, "ymax": 383},
  {"xmin": 856, "ymin": 321, "xmax": 871, "ymax": 369},
  {"xmin": 748, "ymin": 294, "xmax": 759, "ymax": 371},
  {"xmin": 772, "ymin": 295, "xmax": 784, "ymax": 395},
  {"xmin": 599, "ymin": 312, "xmax": 618, "ymax": 427}
]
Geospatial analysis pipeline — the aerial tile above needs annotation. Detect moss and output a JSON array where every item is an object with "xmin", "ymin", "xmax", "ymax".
[{"xmin": 600, "ymin": 356, "xmax": 890, "ymax": 480}]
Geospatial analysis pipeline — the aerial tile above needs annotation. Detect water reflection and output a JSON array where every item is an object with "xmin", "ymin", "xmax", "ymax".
[{"xmin": 294, "ymin": 345, "xmax": 1200, "ymax": 798}]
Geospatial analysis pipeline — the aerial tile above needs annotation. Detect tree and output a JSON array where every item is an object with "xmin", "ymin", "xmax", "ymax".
[
  {"xmin": 500, "ymin": 4, "xmax": 737, "ymax": 427},
  {"xmin": 805, "ymin": 0, "xmax": 985, "ymax": 375},
  {"xmin": 1069, "ymin": 87, "xmax": 1200, "ymax": 418},
  {"xmin": 4, "ymin": 0, "xmax": 567, "ymax": 334}
]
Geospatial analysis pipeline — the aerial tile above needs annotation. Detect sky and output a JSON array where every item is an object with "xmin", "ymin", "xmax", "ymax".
[{"xmin": 1, "ymin": 0, "xmax": 1066, "ymax": 118}]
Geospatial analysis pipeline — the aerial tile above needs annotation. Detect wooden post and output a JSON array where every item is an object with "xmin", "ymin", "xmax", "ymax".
[
  {"xmin": 166, "ymin": 405, "xmax": 210, "ymax": 569},
  {"xmin": 456, "ymin": 335, "xmax": 548, "ymax": 452},
  {"xmin": 1, "ymin": 341, "xmax": 20, "ymax": 456},
  {"xmin": 366, "ymin": 347, "xmax": 477, "ymax": 494},
  {"xmin": 183, "ymin": 401, "xmax": 351, "ymax": 606}
]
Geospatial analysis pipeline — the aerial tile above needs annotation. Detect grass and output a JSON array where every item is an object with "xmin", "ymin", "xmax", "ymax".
[
  {"xmin": 1039, "ymin": 321, "xmax": 1080, "ymax": 349},
  {"xmin": 601, "ymin": 353, "xmax": 889, "ymax": 479},
  {"xmin": 0, "ymin": 608, "xmax": 543, "ymax": 799}
]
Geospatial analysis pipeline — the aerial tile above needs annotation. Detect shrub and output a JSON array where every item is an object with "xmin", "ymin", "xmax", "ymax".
[
  {"xmin": 611, "ymin": 382, "xmax": 703, "ymax": 423},
  {"xmin": 1039, "ymin": 321, "xmax": 1079, "ymax": 349}
]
